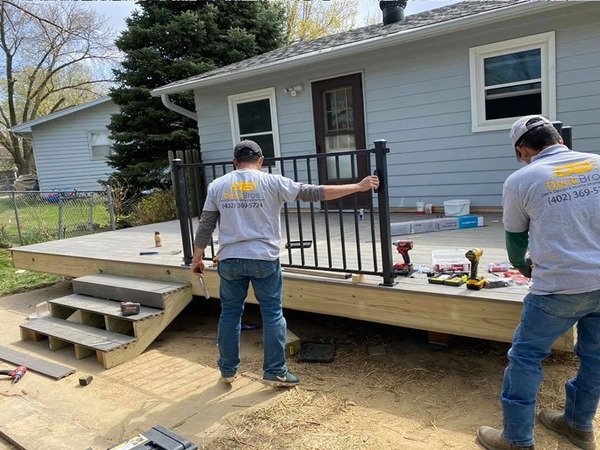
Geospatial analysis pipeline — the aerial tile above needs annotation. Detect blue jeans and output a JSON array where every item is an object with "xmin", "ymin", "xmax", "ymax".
[
  {"xmin": 216, "ymin": 258, "xmax": 287, "ymax": 378},
  {"xmin": 501, "ymin": 289, "xmax": 600, "ymax": 446}
]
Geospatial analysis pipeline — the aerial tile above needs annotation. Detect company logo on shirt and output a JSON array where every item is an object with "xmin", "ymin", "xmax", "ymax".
[
  {"xmin": 223, "ymin": 181, "xmax": 260, "ymax": 199},
  {"xmin": 546, "ymin": 160, "xmax": 599, "ymax": 191},
  {"xmin": 230, "ymin": 181, "xmax": 257, "ymax": 191}
]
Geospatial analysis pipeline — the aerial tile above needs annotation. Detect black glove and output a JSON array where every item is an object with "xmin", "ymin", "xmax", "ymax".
[{"xmin": 516, "ymin": 258, "xmax": 533, "ymax": 278}]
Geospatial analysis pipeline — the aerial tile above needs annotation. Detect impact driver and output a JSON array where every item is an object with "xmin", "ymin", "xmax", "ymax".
[
  {"xmin": 465, "ymin": 248, "xmax": 485, "ymax": 290},
  {"xmin": 393, "ymin": 240, "xmax": 414, "ymax": 276}
]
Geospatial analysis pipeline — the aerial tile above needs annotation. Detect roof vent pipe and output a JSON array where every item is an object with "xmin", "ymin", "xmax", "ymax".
[{"xmin": 380, "ymin": 1, "xmax": 408, "ymax": 25}]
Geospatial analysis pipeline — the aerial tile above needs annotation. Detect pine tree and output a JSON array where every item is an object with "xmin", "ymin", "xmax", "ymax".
[{"xmin": 108, "ymin": 0, "xmax": 286, "ymax": 194}]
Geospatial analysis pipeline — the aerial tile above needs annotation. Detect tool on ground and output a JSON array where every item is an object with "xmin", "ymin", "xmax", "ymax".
[
  {"xmin": 0, "ymin": 365, "xmax": 27, "ymax": 384},
  {"xmin": 465, "ymin": 248, "xmax": 485, "ymax": 290},
  {"xmin": 120, "ymin": 302, "xmax": 141, "ymax": 316},
  {"xmin": 393, "ymin": 240, "xmax": 414, "ymax": 276},
  {"xmin": 109, "ymin": 425, "xmax": 198, "ymax": 450},
  {"xmin": 79, "ymin": 375, "xmax": 93, "ymax": 386}
]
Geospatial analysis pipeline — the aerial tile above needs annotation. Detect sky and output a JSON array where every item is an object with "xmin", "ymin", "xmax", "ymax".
[{"xmin": 85, "ymin": 1, "xmax": 463, "ymax": 35}]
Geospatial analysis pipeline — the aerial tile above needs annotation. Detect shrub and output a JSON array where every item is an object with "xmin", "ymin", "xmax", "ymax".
[{"xmin": 129, "ymin": 190, "xmax": 177, "ymax": 226}]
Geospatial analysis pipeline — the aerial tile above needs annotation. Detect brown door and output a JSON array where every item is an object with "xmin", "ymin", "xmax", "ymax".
[{"xmin": 312, "ymin": 73, "xmax": 369, "ymax": 209}]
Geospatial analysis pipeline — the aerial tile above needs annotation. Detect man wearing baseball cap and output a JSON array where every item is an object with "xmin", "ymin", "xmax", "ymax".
[
  {"xmin": 477, "ymin": 116, "xmax": 600, "ymax": 449},
  {"xmin": 191, "ymin": 140, "xmax": 379, "ymax": 387}
]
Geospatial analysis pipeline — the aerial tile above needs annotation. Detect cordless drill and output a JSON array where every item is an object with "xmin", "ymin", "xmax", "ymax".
[
  {"xmin": 393, "ymin": 240, "xmax": 414, "ymax": 276},
  {"xmin": 465, "ymin": 248, "xmax": 485, "ymax": 290},
  {"xmin": 0, "ymin": 366, "xmax": 27, "ymax": 384}
]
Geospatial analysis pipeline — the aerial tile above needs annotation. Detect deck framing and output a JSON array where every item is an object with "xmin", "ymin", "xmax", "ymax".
[{"xmin": 11, "ymin": 238, "xmax": 575, "ymax": 351}]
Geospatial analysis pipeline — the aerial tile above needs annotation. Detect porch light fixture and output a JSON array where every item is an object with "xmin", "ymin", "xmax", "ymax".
[{"xmin": 284, "ymin": 85, "xmax": 303, "ymax": 97}]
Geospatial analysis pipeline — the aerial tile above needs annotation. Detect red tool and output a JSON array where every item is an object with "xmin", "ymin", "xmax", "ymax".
[
  {"xmin": 0, "ymin": 366, "xmax": 27, "ymax": 384},
  {"xmin": 393, "ymin": 240, "xmax": 414, "ymax": 276}
]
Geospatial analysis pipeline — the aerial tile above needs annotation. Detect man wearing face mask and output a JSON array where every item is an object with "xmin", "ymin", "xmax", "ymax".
[{"xmin": 477, "ymin": 115, "xmax": 600, "ymax": 450}]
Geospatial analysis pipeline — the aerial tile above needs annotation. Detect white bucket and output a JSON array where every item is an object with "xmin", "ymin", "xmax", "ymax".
[{"xmin": 443, "ymin": 199, "xmax": 470, "ymax": 216}]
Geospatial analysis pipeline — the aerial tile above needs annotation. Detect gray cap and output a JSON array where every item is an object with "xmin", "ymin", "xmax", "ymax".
[
  {"xmin": 234, "ymin": 140, "xmax": 263, "ymax": 159},
  {"xmin": 510, "ymin": 115, "xmax": 553, "ymax": 147}
]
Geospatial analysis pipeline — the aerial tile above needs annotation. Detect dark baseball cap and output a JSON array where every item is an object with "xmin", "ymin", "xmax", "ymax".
[{"xmin": 234, "ymin": 140, "xmax": 263, "ymax": 159}]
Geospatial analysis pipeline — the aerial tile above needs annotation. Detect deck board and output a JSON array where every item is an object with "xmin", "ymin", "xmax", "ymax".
[{"xmin": 10, "ymin": 212, "xmax": 575, "ymax": 350}]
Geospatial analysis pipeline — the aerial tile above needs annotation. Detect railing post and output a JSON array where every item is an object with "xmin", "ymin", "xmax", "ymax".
[
  {"xmin": 172, "ymin": 158, "xmax": 193, "ymax": 265},
  {"xmin": 374, "ymin": 139, "xmax": 397, "ymax": 286}
]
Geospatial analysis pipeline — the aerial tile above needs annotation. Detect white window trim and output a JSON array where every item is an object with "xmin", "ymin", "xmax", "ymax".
[
  {"xmin": 469, "ymin": 31, "xmax": 556, "ymax": 132},
  {"xmin": 227, "ymin": 87, "xmax": 281, "ymax": 158},
  {"xmin": 86, "ymin": 130, "xmax": 113, "ymax": 161}
]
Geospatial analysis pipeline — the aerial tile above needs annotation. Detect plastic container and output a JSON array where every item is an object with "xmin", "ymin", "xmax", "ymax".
[
  {"xmin": 416, "ymin": 199, "xmax": 425, "ymax": 215},
  {"xmin": 443, "ymin": 199, "xmax": 470, "ymax": 216},
  {"xmin": 431, "ymin": 249, "xmax": 471, "ymax": 273}
]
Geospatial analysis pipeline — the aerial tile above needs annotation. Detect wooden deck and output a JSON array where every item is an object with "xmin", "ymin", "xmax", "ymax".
[{"xmin": 10, "ymin": 212, "xmax": 575, "ymax": 351}]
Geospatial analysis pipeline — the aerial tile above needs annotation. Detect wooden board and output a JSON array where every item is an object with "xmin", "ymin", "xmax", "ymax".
[
  {"xmin": 0, "ymin": 397, "xmax": 110, "ymax": 450},
  {"xmin": 49, "ymin": 294, "xmax": 164, "ymax": 321},
  {"xmin": 8, "ymin": 215, "xmax": 575, "ymax": 351},
  {"xmin": 72, "ymin": 274, "xmax": 187, "ymax": 309},
  {"xmin": 20, "ymin": 317, "xmax": 136, "ymax": 352},
  {"xmin": 0, "ymin": 346, "xmax": 75, "ymax": 380}
]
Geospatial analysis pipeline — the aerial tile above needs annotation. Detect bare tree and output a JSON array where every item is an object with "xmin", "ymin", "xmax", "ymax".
[
  {"xmin": 0, "ymin": 0, "xmax": 119, "ymax": 175},
  {"xmin": 283, "ymin": 0, "xmax": 359, "ymax": 44}
]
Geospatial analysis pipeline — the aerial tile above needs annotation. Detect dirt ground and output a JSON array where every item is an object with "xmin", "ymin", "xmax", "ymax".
[{"xmin": 0, "ymin": 280, "xmax": 595, "ymax": 449}]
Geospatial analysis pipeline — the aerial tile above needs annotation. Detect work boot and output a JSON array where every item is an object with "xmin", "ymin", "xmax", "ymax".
[
  {"xmin": 476, "ymin": 426, "xmax": 534, "ymax": 449},
  {"xmin": 538, "ymin": 409, "xmax": 596, "ymax": 450}
]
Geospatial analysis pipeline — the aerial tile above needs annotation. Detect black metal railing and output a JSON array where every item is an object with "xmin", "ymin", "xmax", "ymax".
[{"xmin": 172, "ymin": 139, "xmax": 396, "ymax": 286}]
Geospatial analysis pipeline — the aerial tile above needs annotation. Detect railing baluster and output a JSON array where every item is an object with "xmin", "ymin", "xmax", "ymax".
[
  {"xmin": 374, "ymin": 140, "xmax": 396, "ymax": 286},
  {"xmin": 171, "ymin": 145, "xmax": 392, "ymax": 280}
]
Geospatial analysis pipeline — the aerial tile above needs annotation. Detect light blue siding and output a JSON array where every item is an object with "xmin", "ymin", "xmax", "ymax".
[
  {"xmin": 192, "ymin": 3, "xmax": 600, "ymax": 208},
  {"xmin": 31, "ymin": 101, "xmax": 119, "ymax": 191}
]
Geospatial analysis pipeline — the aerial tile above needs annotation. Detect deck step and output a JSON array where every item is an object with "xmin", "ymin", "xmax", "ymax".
[
  {"xmin": 20, "ymin": 317, "xmax": 136, "ymax": 352},
  {"xmin": 48, "ymin": 294, "xmax": 164, "ymax": 321},
  {"xmin": 72, "ymin": 274, "xmax": 188, "ymax": 309}
]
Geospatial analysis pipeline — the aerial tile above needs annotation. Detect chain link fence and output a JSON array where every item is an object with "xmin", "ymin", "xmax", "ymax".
[{"xmin": 0, "ymin": 189, "xmax": 116, "ymax": 247}]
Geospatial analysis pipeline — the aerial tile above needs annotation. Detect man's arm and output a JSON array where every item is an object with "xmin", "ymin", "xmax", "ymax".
[
  {"xmin": 191, "ymin": 210, "xmax": 219, "ymax": 277},
  {"xmin": 324, "ymin": 175, "xmax": 379, "ymax": 200},
  {"xmin": 505, "ymin": 230, "xmax": 532, "ymax": 277},
  {"xmin": 295, "ymin": 175, "xmax": 379, "ymax": 202}
]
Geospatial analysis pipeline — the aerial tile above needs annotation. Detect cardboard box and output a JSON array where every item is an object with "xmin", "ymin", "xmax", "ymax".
[
  {"xmin": 390, "ymin": 216, "xmax": 484, "ymax": 236},
  {"xmin": 411, "ymin": 219, "xmax": 439, "ymax": 234},
  {"xmin": 390, "ymin": 221, "xmax": 412, "ymax": 236}
]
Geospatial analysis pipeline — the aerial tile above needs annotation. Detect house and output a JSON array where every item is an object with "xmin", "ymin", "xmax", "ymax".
[
  {"xmin": 11, "ymin": 97, "xmax": 118, "ymax": 192},
  {"xmin": 150, "ymin": 0, "xmax": 600, "ymax": 209}
]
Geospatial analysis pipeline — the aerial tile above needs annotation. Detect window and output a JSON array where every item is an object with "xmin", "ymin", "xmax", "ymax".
[
  {"xmin": 469, "ymin": 32, "xmax": 556, "ymax": 132},
  {"xmin": 228, "ymin": 87, "xmax": 281, "ymax": 160},
  {"xmin": 87, "ymin": 131, "xmax": 113, "ymax": 160}
]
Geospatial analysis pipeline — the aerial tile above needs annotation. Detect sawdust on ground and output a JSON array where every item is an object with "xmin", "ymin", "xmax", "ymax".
[{"xmin": 0, "ymin": 281, "xmax": 593, "ymax": 450}]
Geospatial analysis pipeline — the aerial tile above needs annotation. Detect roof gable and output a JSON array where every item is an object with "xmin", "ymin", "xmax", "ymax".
[
  {"xmin": 153, "ymin": 0, "xmax": 543, "ymax": 95},
  {"xmin": 11, "ymin": 96, "xmax": 113, "ymax": 133}
]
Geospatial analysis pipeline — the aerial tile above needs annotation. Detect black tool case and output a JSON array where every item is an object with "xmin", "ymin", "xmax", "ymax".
[{"xmin": 109, "ymin": 425, "xmax": 198, "ymax": 450}]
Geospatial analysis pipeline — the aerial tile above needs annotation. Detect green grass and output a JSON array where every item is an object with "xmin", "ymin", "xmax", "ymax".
[
  {"xmin": 0, "ymin": 248, "xmax": 63, "ymax": 296},
  {"xmin": 0, "ymin": 193, "xmax": 111, "ymax": 247}
]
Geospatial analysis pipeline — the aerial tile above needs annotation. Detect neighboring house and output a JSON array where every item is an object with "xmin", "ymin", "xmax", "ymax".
[
  {"xmin": 151, "ymin": 0, "xmax": 600, "ymax": 208},
  {"xmin": 11, "ymin": 97, "xmax": 118, "ymax": 191}
]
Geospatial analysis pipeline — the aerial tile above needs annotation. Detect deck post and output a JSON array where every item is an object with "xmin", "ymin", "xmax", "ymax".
[
  {"xmin": 373, "ymin": 139, "xmax": 397, "ymax": 286},
  {"xmin": 172, "ymin": 158, "xmax": 193, "ymax": 265}
]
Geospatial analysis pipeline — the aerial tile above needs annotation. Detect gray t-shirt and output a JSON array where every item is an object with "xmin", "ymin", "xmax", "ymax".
[
  {"xmin": 203, "ymin": 169, "xmax": 302, "ymax": 261},
  {"xmin": 503, "ymin": 144, "xmax": 600, "ymax": 295}
]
